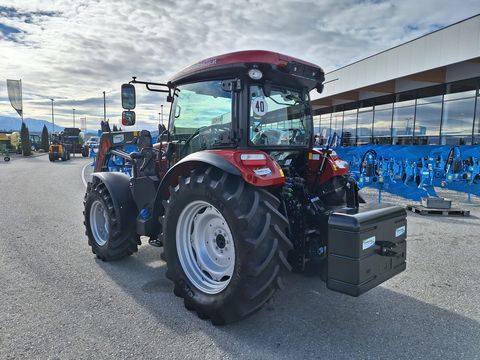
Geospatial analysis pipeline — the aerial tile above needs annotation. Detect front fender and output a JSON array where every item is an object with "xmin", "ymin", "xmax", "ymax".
[{"xmin": 91, "ymin": 172, "xmax": 137, "ymax": 231}]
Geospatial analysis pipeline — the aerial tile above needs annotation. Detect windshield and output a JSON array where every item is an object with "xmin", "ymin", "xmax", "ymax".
[
  {"xmin": 170, "ymin": 81, "xmax": 232, "ymax": 141},
  {"xmin": 249, "ymin": 84, "xmax": 311, "ymax": 147}
]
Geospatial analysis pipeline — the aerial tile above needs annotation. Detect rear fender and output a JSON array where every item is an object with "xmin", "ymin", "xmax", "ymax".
[
  {"xmin": 91, "ymin": 172, "xmax": 137, "ymax": 231},
  {"xmin": 152, "ymin": 150, "xmax": 285, "ymax": 237},
  {"xmin": 157, "ymin": 149, "xmax": 284, "ymax": 199}
]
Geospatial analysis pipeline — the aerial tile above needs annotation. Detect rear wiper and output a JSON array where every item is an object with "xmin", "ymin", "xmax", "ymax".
[{"xmin": 267, "ymin": 96, "xmax": 298, "ymax": 106}]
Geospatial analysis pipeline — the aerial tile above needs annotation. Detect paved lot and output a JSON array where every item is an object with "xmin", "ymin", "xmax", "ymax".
[{"xmin": 1, "ymin": 155, "xmax": 479, "ymax": 359}]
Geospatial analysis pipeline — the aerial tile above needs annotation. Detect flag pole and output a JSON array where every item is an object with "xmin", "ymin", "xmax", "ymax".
[{"xmin": 20, "ymin": 79, "xmax": 23, "ymax": 122}]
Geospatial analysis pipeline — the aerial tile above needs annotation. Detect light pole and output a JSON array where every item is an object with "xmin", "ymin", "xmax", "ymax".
[
  {"xmin": 73, "ymin": 108, "xmax": 76, "ymax": 128},
  {"xmin": 161, "ymin": 104, "xmax": 164, "ymax": 125},
  {"xmin": 103, "ymin": 91, "xmax": 106, "ymax": 122},
  {"xmin": 50, "ymin": 98, "xmax": 55, "ymax": 135}
]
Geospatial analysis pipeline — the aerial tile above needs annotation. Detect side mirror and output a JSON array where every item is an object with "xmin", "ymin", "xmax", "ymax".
[
  {"xmin": 121, "ymin": 84, "xmax": 136, "ymax": 109},
  {"xmin": 122, "ymin": 110, "xmax": 136, "ymax": 126}
]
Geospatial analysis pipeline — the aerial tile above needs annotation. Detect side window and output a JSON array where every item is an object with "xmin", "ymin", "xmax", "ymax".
[{"xmin": 169, "ymin": 81, "xmax": 233, "ymax": 156}]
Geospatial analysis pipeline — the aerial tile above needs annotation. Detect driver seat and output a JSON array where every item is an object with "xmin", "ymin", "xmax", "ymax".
[{"xmin": 134, "ymin": 130, "xmax": 157, "ymax": 177}]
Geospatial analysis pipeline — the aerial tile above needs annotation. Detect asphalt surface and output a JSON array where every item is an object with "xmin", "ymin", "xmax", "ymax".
[{"xmin": 1, "ymin": 154, "xmax": 480, "ymax": 359}]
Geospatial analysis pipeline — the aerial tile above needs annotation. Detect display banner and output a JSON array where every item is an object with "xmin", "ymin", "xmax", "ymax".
[{"xmin": 6, "ymin": 79, "xmax": 23, "ymax": 119}]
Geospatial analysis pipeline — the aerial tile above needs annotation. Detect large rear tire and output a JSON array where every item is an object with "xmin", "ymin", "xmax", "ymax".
[
  {"xmin": 163, "ymin": 167, "xmax": 292, "ymax": 324},
  {"xmin": 84, "ymin": 180, "xmax": 140, "ymax": 261}
]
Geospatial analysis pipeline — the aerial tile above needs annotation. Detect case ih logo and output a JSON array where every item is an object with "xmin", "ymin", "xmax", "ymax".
[{"xmin": 193, "ymin": 58, "xmax": 217, "ymax": 69}]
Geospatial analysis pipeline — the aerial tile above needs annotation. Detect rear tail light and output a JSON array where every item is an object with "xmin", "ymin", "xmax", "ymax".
[{"xmin": 240, "ymin": 153, "xmax": 267, "ymax": 166}]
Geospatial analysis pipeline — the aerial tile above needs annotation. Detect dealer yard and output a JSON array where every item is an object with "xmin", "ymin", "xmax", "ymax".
[{"xmin": 1, "ymin": 155, "xmax": 479, "ymax": 359}]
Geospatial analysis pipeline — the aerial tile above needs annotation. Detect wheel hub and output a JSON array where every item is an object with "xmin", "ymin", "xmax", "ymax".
[
  {"xmin": 90, "ymin": 200, "xmax": 109, "ymax": 246},
  {"xmin": 215, "ymin": 234, "xmax": 226, "ymax": 249},
  {"xmin": 176, "ymin": 200, "xmax": 235, "ymax": 294}
]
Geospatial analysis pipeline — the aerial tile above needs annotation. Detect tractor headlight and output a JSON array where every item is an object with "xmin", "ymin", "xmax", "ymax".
[{"xmin": 248, "ymin": 69, "xmax": 263, "ymax": 80}]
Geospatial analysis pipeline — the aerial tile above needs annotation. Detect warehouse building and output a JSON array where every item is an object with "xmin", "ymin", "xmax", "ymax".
[{"xmin": 312, "ymin": 14, "xmax": 480, "ymax": 146}]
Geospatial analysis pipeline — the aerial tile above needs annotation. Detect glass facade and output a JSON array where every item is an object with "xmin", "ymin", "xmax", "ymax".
[
  {"xmin": 414, "ymin": 100, "xmax": 442, "ymax": 145},
  {"xmin": 392, "ymin": 102, "xmax": 415, "ymax": 145},
  {"xmin": 356, "ymin": 107, "xmax": 373, "ymax": 145},
  {"xmin": 342, "ymin": 109, "xmax": 357, "ymax": 146},
  {"xmin": 373, "ymin": 103, "xmax": 393, "ymax": 144},
  {"xmin": 315, "ymin": 78, "xmax": 480, "ymax": 146},
  {"xmin": 441, "ymin": 96, "xmax": 476, "ymax": 145},
  {"xmin": 473, "ymin": 93, "xmax": 480, "ymax": 144}
]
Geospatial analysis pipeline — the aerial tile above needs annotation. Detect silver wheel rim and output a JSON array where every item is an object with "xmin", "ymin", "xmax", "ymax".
[
  {"xmin": 90, "ymin": 200, "xmax": 110, "ymax": 246},
  {"xmin": 176, "ymin": 200, "xmax": 235, "ymax": 294}
]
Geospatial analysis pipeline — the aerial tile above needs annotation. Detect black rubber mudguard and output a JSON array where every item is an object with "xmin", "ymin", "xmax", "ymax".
[{"xmin": 91, "ymin": 172, "xmax": 138, "ymax": 231}]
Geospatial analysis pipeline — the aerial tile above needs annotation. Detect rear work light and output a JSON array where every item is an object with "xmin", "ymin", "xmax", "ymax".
[
  {"xmin": 240, "ymin": 153, "xmax": 267, "ymax": 166},
  {"xmin": 248, "ymin": 69, "xmax": 263, "ymax": 80}
]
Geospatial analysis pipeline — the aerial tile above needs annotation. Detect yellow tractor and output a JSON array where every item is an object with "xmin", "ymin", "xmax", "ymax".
[
  {"xmin": 49, "ymin": 134, "xmax": 70, "ymax": 162},
  {"xmin": 0, "ymin": 132, "xmax": 15, "ymax": 161}
]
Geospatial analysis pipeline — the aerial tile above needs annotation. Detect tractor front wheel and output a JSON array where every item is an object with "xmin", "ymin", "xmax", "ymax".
[
  {"xmin": 82, "ymin": 146, "xmax": 89, "ymax": 157},
  {"xmin": 163, "ymin": 167, "xmax": 292, "ymax": 324},
  {"xmin": 84, "ymin": 181, "xmax": 140, "ymax": 261}
]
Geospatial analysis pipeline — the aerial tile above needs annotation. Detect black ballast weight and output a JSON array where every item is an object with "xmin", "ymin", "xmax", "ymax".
[{"xmin": 327, "ymin": 203, "xmax": 407, "ymax": 296}]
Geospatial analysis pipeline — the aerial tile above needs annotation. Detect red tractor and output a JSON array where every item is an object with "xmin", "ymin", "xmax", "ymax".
[{"xmin": 84, "ymin": 50, "xmax": 407, "ymax": 324}]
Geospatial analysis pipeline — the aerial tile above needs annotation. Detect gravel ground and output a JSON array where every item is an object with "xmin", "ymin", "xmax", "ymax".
[{"xmin": 1, "ymin": 155, "xmax": 479, "ymax": 359}]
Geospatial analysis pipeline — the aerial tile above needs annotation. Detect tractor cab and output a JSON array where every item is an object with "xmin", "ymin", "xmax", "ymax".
[
  {"xmin": 86, "ymin": 50, "xmax": 407, "ymax": 325},
  {"xmin": 118, "ymin": 50, "xmax": 322, "ymax": 156}
]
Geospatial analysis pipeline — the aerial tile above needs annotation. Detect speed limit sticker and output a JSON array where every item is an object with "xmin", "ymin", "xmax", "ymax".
[{"xmin": 252, "ymin": 97, "xmax": 268, "ymax": 116}]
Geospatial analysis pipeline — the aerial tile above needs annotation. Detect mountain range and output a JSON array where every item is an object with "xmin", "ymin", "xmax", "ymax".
[
  {"xmin": 0, "ymin": 116, "xmax": 160, "ymax": 138},
  {"xmin": 0, "ymin": 116, "xmax": 97, "ymax": 135}
]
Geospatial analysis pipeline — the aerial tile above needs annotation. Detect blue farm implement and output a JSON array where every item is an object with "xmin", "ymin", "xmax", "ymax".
[{"xmin": 332, "ymin": 145, "xmax": 480, "ymax": 201}]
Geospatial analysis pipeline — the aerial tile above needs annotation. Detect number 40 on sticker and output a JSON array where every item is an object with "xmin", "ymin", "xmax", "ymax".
[{"xmin": 252, "ymin": 97, "xmax": 268, "ymax": 116}]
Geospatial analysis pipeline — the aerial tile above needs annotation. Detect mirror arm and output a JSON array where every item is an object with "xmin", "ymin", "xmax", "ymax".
[{"xmin": 129, "ymin": 77, "xmax": 173, "ymax": 100}]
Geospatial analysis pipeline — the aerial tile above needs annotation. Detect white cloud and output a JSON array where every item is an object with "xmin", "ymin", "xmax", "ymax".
[{"xmin": 0, "ymin": 0, "xmax": 479, "ymax": 131}]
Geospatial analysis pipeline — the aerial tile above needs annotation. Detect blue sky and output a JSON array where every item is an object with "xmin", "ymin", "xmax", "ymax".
[{"xmin": 0, "ymin": 0, "xmax": 479, "ymax": 131}]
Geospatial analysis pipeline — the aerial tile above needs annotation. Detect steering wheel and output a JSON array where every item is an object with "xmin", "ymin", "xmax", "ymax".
[
  {"xmin": 251, "ymin": 129, "xmax": 281, "ymax": 145},
  {"xmin": 130, "ymin": 146, "xmax": 160, "ymax": 174},
  {"xmin": 288, "ymin": 128, "xmax": 306, "ymax": 144},
  {"xmin": 181, "ymin": 123, "xmax": 231, "ymax": 157}
]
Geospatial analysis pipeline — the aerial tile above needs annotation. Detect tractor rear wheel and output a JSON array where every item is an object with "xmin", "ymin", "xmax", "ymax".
[
  {"xmin": 163, "ymin": 167, "xmax": 292, "ymax": 325},
  {"xmin": 84, "ymin": 180, "xmax": 140, "ymax": 261}
]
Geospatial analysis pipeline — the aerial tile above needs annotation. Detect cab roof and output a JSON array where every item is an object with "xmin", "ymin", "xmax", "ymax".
[{"xmin": 170, "ymin": 50, "xmax": 325, "ymax": 91}]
